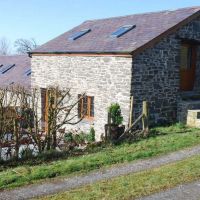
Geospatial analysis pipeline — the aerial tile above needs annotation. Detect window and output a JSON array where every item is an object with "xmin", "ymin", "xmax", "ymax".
[
  {"xmin": 24, "ymin": 69, "xmax": 31, "ymax": 76},
  {"xmin": 180, "ymin": 43, "xmax": 197, "ymax": 91},
  {"xmin": 111, "ymin": 25, "xmax": 136, "ymax": 38},
  {"xmin": 78, "ymin": 95, "xmax": 94, "ymax": 119},
  {"xmin": 181, "ymin": 44, "xmax": 195, "ymax": 69},
  {"xmin": 69, "ymin": 29, "xmax": 91, "ymax": 40},
  {"xmin": 0, "ymin": 64, "xmax": 15, "ymax": 74},
  {"xmin": 9, "ymin": 82, "xmax": 14, "ymax": 85}
]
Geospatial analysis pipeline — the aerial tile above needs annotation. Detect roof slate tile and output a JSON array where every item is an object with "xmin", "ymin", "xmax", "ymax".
[
  {"xmin": 0, "ymin": 55, "xmax": 31, "ymax": 88},
  {"xmin": 32, "ymin": 7, "xmax": 200, "ymax": 54}
]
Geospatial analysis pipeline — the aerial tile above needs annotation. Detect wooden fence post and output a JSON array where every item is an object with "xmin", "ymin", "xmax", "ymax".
[
  {"xmin": 105, "ymin": 112, "xmax": 111, "ymax": 142},
  {"xmin": 129, "ymin": 96, "xmax": 134, "ymax": 128},
  {"xmin": 108, "ymin": 112, "xmax": 111, "ymax": 141},
  {"xmin": 142, "ymin": 101, "xmax": 149, "ymax": 136},
  {"xmin": 14, "ymin": 119, "xmax": 19, "ymax": 160}
]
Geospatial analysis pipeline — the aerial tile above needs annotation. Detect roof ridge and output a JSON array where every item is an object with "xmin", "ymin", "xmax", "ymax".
[{"xmin": 84, "ymin": 6, "xmax": 200, "ymax": 23}]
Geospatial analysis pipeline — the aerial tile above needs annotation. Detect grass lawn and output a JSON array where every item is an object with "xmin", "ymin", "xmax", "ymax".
[
  {"xmin": 0, "ymin": 124, "xmax": 200, "ymax": 190},
  {"xmin": 38, "ymin": 154, "xmax": 200, "ymax": 200}
]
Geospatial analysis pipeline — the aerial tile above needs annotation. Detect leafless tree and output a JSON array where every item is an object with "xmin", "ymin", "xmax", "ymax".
[
  {"xmin": 14, "ymin": 38, "xmax": 38, "ymax": 54},
  {"xmin": 0, "ymin": 86, "xmax": 85, "ymax": 160},
  {"xmin": 45, "ymin": 87, "xmax": 85, "ymax": 150},
  {"xmin": 0, "ymin": 37, "xmax": 11, "ymax": 55}
]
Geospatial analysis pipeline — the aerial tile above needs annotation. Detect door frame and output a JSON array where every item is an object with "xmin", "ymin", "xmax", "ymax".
[{"xmin": 180, "ymin": 42, "xmax": 197, "ymax": 91}]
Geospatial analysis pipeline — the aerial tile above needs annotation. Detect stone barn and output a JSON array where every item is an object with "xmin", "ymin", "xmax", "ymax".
[{"xmin": 30, "ymin": 7, "xmax": 200, "ymax": 139}]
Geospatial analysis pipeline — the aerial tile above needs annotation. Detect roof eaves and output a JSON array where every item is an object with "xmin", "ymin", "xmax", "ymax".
[{"xmin": 29, "ymin": 51, "xmax": 132, "ymax": 56}]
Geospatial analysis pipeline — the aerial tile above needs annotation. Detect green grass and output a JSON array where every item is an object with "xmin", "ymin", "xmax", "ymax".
[
  {"xmin": 0, "ymin": 124, "xmax": 200, "ymax": 190},
  {"xmin": 38, "ymin": 154, "xmax": 200, "ymax": 200}
]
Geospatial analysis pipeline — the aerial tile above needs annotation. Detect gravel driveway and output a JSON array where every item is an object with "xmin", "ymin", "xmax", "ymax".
[{"xmin": 1, "ymin": 145, "xmax": 200, "ymax": 200}]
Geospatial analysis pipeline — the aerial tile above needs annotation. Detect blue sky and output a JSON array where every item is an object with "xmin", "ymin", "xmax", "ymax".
[{"xmin": 0, "ymin": 0, "xmax": 199, "ymax": 50}]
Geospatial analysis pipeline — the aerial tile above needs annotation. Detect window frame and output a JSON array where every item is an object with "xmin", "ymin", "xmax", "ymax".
[
  {"xmin": 78, "ymin": 95, "xmax": 94, "ymax": 120},
  {"xmin": 180, "ymin": 43, "xmax": 196, "ymax": 70},
  {"xmin": 69, "ymin": 29, "xmax": 91, "ymax": 41},
  {"xmin": 0, "ymin": 64, "xmax": 15, "ymax": 74},
  {"xmin": 111, "ymin": 25, "xmax": 136, "ymax": 38}
]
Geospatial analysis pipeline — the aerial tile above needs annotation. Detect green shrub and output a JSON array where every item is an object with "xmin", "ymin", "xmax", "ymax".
[
  {"xmin": 73, "ymin": 132, "xmax": 85, "ymax": 144},
  {"xmin": 64, "ymin": 131, "xmax": 88, "ymax": 145},
  {"xmin": 108, "ymin": 103, "xmax": 123, "ymax": 125},
  {"xmin": 64, "ymin": 132, "xmax": 73, "ymax": 143},
  {"xmin": 86, "ymin": 127, "xmax": 96, "ymax": 142},
  {"xmin": 20, "ymin": 148, "xmax": 35, "ymax": 160}
]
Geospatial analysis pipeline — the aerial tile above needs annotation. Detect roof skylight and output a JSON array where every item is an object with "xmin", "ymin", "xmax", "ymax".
[
  {"xmin": 24, "ymin": 69, "xmax": 31, "ymax": 76},
  {"xmin": 111, "ymin": 25, "xmax": 136, "ymax": 38},
  {"xmin": 69, "ymin": 29, "xmax": 91, "ymax": 40},
  {"xmin": 0, "ymin": 64, "xmax": 15, "ymax": 74}
]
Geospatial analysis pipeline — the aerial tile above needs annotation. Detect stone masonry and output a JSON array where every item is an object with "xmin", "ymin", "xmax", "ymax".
[
  {"xmin": 132, "ymin": 17, "xmax": 200, "ymax": 125},
  {"xmin": 31, "ymin": 17, "xmax": 200, "ymax": 137},
  {"xmin": 187, "ymin": 109, "xmax": 200, "ymax": 128},
  {"xmin": 31, "ymin": 56, "xmax": 132, "ymax": 140}
]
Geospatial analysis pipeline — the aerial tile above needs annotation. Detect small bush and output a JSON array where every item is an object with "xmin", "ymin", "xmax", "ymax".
[
  {"xmin": 64, "ymin": 132, "xmax": 73, "ymax": 143},
  {"xmin": 64, "ymin": 130, "xmax": 95, "ymax": 145},
  {"xmin": 20, "ymin": 148, "xmax": 35, "ymax": 160},
  {"xmin": 108, "ymin": 103, "xmax": 123, "ymax": 125},
  {"xmin": 86, "ymin": 127, "xmax": 96, "ymax": 142},
  {"xmin": 73, "ymin": 132, "xmax": 85, "ymax": 145}
]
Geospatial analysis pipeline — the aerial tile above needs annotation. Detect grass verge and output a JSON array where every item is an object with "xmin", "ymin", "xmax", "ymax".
[
  {"xmin": 38, "ymin": 154, "xmax": 200, "ymax": 200},
  {"xmin": 0, "ymin": 124, "xmax": 200, "ymax": 190}
]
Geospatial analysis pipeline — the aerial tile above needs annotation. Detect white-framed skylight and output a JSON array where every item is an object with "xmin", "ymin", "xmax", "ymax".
[
  {"xmin": 24, "ymin": 69, "xmax": 31, "ymax": 76},
  {"xmin": 0, "ymin": 64, "xmax": 15, "ymax": 74},
  {"xmin": 69, "ymin": 29, "xmax": 91, "ymax": 40},
  {"xmin": 111, "ymin": 25, "xmax": 136, "ymax": 38},
  {"xmin": 9, "ymin": 81, "xmax": 14, "ymax": 85}
]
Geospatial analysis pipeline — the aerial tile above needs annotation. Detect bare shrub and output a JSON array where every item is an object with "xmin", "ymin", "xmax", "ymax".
[{"xmin": 0, "ymin": 86, "xmax": 85, "ymax": 160}]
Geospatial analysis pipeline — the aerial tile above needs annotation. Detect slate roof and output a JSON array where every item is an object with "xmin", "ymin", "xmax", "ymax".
[
  {"xmin": 0, "ymin": 55, "xmax": 31, "ymax": 88},
  {"xmin": 32, "ymin": 6, "xmax": 200, "ymax": 54}
]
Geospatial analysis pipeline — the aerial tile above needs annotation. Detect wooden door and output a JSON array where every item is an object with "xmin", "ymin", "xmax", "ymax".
[
  {"xmin": 45, "ymin": 91, "xmax": 49, "ymax": 133},
  {"xmin": 41, "ymin": 88, "xmax": 49, "ymax": 132},
  {"xmin": 44, "ymin": 89, "xmax": 57, "ymax": 133},
  {"xmin": 180, "ymin": 44, "xmax": 197, "ymax": 91}
]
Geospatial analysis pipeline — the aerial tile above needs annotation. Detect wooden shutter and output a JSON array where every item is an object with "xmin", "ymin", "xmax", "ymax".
[
  {"xmin": 78, "ymin": 95, "xmax": 94, "ymax": 119},
  {"xmin": 78, "ymin": 94, "xmax": 82, "ymax": 118},
  {"xmin": 90, "ymin": 97, "xmax": 94, "ymax": 117},
  {"xmin": 41, "ymin": 88, "xmax": 47, "ymax": 128}
]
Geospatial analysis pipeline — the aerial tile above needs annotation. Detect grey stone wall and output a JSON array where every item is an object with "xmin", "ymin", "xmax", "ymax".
[
  {"xmin": 179, "ymin": 17, "xmax": 200, "ymax": 92},
  {"xmin": 194, "ymin": 46, "xmax": 200, "ymax": 92},
  {"xmin": 131, "ymin": 17, "xmax": 200, "ymax": 125},
  {"xmin": 31, "ymin": 56, "xmax": 132, "ymax": 140},
  {"xmin": 31, "ymin": 16, "xmax": 200, "ymax": 136}
]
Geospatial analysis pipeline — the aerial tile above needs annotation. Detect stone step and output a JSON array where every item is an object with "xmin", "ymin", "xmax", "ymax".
[
  {"xmin": 177, "ymin": 100, "xmax": 200, "ymax": 123},
  {"xmin": 187, "ymin": 110, "xmax": 200, "ymax": 128}
]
